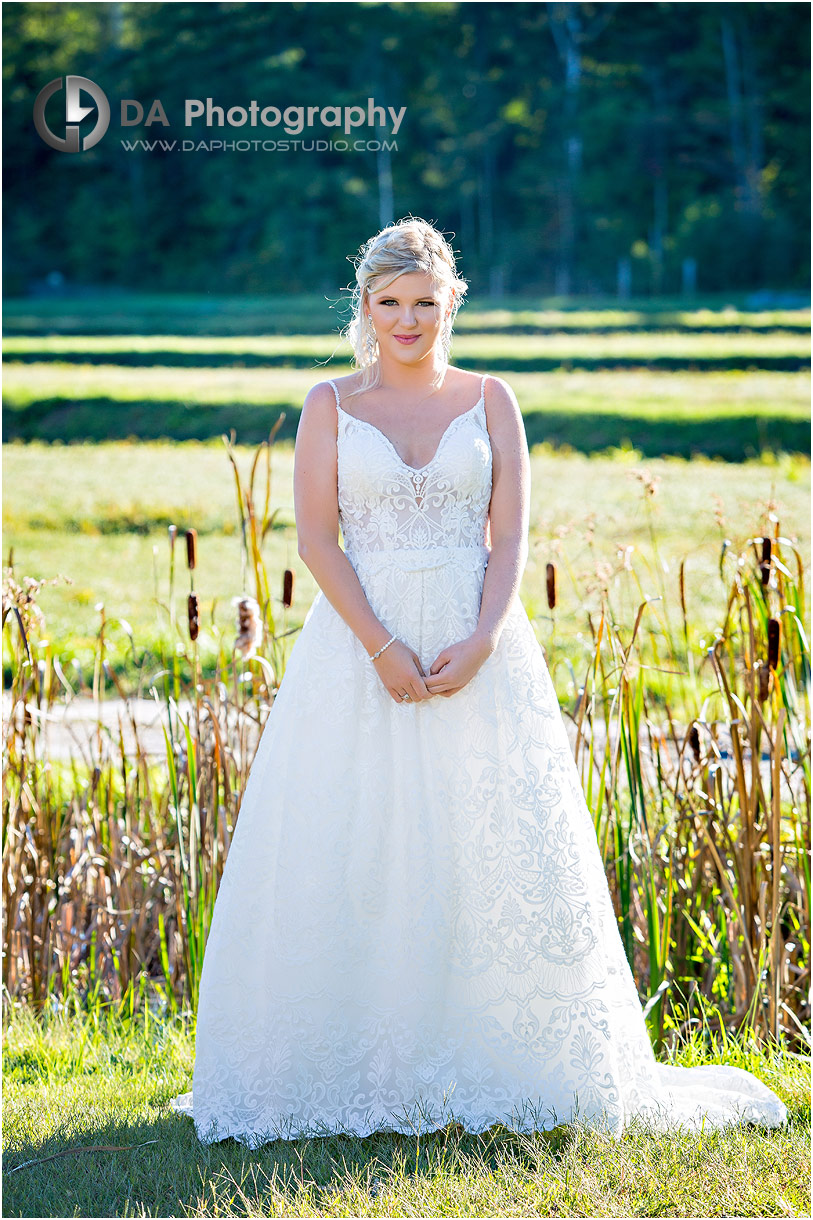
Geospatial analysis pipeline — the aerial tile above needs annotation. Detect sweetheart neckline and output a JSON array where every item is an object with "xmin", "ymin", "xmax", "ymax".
[{"xmin": 335, "ymin": 386, "xmax": 486, "ymax": 474}]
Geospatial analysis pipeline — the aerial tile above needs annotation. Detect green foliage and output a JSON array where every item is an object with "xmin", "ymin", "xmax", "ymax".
[{"xmin": 3, "ymin": 2, "xmax": 810, "ymax": 295}]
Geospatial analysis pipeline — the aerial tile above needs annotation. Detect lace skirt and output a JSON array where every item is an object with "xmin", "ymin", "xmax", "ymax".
[{"xmin": 169, "ymin": 545, "xmax": 788, "ymax": 1146}]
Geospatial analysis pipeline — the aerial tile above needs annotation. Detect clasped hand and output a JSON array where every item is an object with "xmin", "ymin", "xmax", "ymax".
[{"xmin": 373, "ymin": 634, "xmax": 493, "ymax": 704}]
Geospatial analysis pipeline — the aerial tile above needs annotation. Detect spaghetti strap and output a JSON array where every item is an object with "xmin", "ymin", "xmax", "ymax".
[{"xmin": 326, "ymin": 379, "xmax": 341, "ymax": 411}]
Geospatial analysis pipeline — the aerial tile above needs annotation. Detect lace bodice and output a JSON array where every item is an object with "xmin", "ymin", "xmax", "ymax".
[{"xmin": 328, "ymin": 376, "xmax": 492, "ymax": 567}]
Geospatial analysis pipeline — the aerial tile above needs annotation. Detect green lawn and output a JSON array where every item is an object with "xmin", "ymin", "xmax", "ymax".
[
  {"xmin": 4, "ymin": 291, "xmax": 809, "ymax": 335},
  {"xmin": 2, "ymin": 1002, "xmax": 808, "ymax": 1219},
  {"xmin": 3, "ymin": 300, "xmax": 809, "ymax": 680},
  {"xmin": 3, "ymin": 439, "xmax": 809, "ymax": 688},
  {"xmin": 5, "ymin": 329, "xmax": 810, "ymax": 359},
  {"xmin": 3, "ymin": 302, "xmax": 810, "ymax": 1217},
  {"xmin": 4, "ymin": 363, "xmax": 809, "ymax": 414},
  {"xmin": 3, "ymin": 361, "xmax": 809, "ymax": 454}
]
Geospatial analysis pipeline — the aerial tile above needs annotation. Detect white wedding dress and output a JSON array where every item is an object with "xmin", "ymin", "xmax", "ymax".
[{"xmin": 170, "ymin": 373, "xmax": 788, "ymax": 1147}]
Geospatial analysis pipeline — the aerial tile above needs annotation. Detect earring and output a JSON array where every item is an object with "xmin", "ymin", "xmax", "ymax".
[
  {"xmin": 439, "ymin": 312, "xmax": 452, "ymax": 364},
  {"xmin": 363, "ymin": 314, "xmax": 377, "ymax": 362}
]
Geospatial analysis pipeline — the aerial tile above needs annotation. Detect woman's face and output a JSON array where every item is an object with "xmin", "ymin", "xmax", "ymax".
[{"xmin": 365, "ymin": 271, "xmax": 451, "ymax": 365}]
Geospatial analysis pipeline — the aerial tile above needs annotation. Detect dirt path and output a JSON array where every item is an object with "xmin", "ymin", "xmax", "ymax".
[{"xmin": 3, "ymin": 694, "xmax": 177, "ymax": 762}]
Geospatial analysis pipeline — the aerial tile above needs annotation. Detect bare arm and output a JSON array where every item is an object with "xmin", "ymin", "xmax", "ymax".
[
  {"xmin": 474, "ymin": 374, "xmax": 530, "ymax": 649},
  {"xmin": 293, "ymin": 381, "xmax": 434, "ymax": 702},
  {"xmin": 425, "ymin": 375, "xmax": 529, "ymax": 694}
]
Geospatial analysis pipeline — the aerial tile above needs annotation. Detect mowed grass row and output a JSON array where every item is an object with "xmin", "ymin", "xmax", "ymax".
[
  {"xmin": 3, "ymin": 363, "xmax": 809, "ymax": 455},
  {"xmin": 8, "ymin": 364, "xmax": 808, "ymax": 410},
  {"xmin": 4, "ymin": 292, "xmax": 810, "ymax": 335},
  {"xmin": 3, "ymin": 303, "xmax": 809, "ymax": 676},
  {"xmin": 2, "ymin": 1001, "xmax": 809, "ymax": 1219},
  {"xmin": 3, "ymin": 439, "xmax": 809, "ymax": 688},
  {"xmin": 6, "ymin": 329, "xmax": 811, "ymax": 359}
]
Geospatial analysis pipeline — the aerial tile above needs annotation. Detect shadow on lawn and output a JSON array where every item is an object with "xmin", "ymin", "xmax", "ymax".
[
  {"xmin": 1, "ymin": 1108, "xmax": 578, "ymax": 1217},
  {"xmin": 5, "ymin": 399, "xmax": 808, "ymax": 461},
  {"xmin": 7, "ymin": 348, "xmax": 808, "ymax": 373},
  {"xmin": 3, "ymin": 1081, "xmax": 804, "ymax": 1217}
]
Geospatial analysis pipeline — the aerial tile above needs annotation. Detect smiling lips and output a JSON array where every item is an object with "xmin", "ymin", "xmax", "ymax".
[{"xmin": 394, "ymin": 334, "xmax": 420, "ymax": 344}]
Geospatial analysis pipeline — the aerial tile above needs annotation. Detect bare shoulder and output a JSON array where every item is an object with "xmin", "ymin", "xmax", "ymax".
[
  {"xmin": 482, "ymin": 374, "xmax": 523, "ymax": 437},
  {"xmin": 298, "ymin": 379, "xmax": 341, "ymax": 441},
  {"xmin": 302, "ymin": 378, "xmax": 339, "ymax": 411}
]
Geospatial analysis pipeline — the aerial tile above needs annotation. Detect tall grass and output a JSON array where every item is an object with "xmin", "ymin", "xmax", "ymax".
[
  {"xmin": 2, "ymin": 435, "xmax": 809, "ymax": 1057},
  {"xmin": 563, "ymin": 513, "xmax": 809, "ymax": 1052}
]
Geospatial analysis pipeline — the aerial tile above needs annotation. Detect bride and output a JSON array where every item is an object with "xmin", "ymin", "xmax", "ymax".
[{"xmin": 170, "ymin": 217, "xmax": 787, "ymax": 1146}]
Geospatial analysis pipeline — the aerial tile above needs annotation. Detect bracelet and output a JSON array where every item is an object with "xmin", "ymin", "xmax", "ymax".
[{"xmin": 369, "ymin": 634, "xmax": 397, "ymax": 661}]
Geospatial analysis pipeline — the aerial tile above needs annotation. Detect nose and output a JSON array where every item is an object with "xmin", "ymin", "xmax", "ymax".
[{"xmin": 398, "ymin": 306, "xmax": 417, "ymax": 328}]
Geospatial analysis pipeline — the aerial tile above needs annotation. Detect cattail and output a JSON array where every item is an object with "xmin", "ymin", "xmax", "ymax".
[
  {"xmin": 168, "ymin": 524, "xmax": 178, "ymax": 551},
  {"xmin": 760, "ymin": 537, "xmax": 772, "ymax": 586},
  {"xmin": 283, "ymin": 568, "xmax": 295, "ymax": 609},
  {"xmin": 187, "ymin": 592, "xmax": 200, "ymax": 641},
  {"xmin": 546, "ymin": 562, "xmax": 556, "ymax": 610},
  {"xmin": 233, "ymin": 595, "xmax": 262, "ymax": 659},
  {"xmin": 688, "ymin": 724, "xmax": 701, "ymax": 762},
  {"xmin": 758, "ymin": 663, "xmax": 771, "ymax": 702},
  {"xmin": 185, "ymin": 528, "xmax": 198, "ymax": 571},
  {"xmin": 767, "ymin": 618, "xmax": 780, "ymax": 670},
  {"xmin": 631, "ymin": 467, "xmax": 660, "ymax": 498}
]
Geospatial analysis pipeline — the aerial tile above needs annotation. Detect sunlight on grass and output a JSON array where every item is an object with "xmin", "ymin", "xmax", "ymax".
[
  {"xmin": 5, "ymin": 329, "xmax": 811, "ymax": 357},
  {"xmin": 3, "ymin": 362, "xmax": 810, "ymax": 415},
  {"xmin": 3, "ymin": 304, "xmax": 811, "ymax": 1217},
  {"xmin": 3, "ymin": 441, "xmax": 808, "ymax": 679},
  {"xmin": 2, "ymin": 1002, "xmax": 808, "ymax": 1218}
]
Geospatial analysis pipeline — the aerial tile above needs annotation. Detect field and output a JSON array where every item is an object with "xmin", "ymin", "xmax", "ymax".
[
  {"xmin": 2, "ymin": 294, "xmax": 810, "ymax": 1215},
  {"xmin": 2, "ymin": 438, "xmax": 810, "ymax": 688},
  {"xmin": 2, "ymin": 1003, "xmax": 809, "ymax": 1218},
  {"xmin": 3, "ymin": 293, "xmax": 810, "ymax": 683}
]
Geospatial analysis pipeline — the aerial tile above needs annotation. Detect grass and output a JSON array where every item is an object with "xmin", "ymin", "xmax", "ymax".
[
  {"xmin": 3, "ymin": 439, "xmax": 809, "ymax": 682},
  {"xmin": 5, "ymin": 330, "xmax": 811, "ymax": 359},
  {"xmin": 4, "ymin": 364, "xmax": 809, "ymax": 417},
  {"xmin": 4, "ymin": 360, "xmax": 808, "ymax": 454},
  {"xmin": 4, "ymin": 430, "xmax": 809, "ymax": 1044},
  {"xmin": 2, "ymin": 1001, "xmax": 809, "ymax": 1218},
  {"xmin": 3, "ymin": 299, "xmax": 810, "ymax": 1216},
  {"xmin": 3, "ymin": 291, "xmax": 809, "ymax": 335}
]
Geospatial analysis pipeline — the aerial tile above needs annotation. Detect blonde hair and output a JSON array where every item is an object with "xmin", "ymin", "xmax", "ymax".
[{"xmin": 341, "ymin": 217, "xmax": 468, "ymax": 398}]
